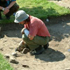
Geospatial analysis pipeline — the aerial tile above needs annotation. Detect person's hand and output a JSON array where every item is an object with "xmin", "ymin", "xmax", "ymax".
[
  {"xmin": 3, "ymin": 7, "xmax": 9, "ymax": 15},
  {"xmin": 21, "ymin": 28, "xmax": 26, "ymax": 34},
  {"xmin": 15, "ymin": 40, "xmax": 25, "ymax": 52}
]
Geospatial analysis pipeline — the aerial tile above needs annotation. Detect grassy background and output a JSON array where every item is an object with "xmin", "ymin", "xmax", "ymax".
[
  {"xmin": 0, "ymin": 0, "xmax": 70, "ymax": 24},
  {"xmin": 18, "ymin": 0, "xmax": 70, "ymax": 18},
  {"xmin": 0, "ymin": 53, "xmax": 14, "ymax": 70}
]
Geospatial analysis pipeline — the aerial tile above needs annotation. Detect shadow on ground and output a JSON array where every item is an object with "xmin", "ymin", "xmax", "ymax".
[
  {"xmin": 47, "ymin": 20, "xmax": 70, "ymax": 42},
  {"xmin": 35, "ymin": 48, "xmax": 65, "ymax": 62},
  {"xmin": 0, "ymin": 23, "xmax": 23, "ymax": 38}
]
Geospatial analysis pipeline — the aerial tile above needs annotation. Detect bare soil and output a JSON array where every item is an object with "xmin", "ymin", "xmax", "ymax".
[{"xmin": 0, "ymin": 0, "xmax": 70, "ymax": 70}]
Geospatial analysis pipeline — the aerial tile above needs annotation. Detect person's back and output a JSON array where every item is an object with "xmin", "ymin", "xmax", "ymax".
[{"xmin": 24, "ymin": 16, "xmax": 50, "ymax": 37}]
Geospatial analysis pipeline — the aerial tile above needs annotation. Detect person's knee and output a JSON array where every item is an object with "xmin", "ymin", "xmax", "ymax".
[
  {"xmin": 22, "ymin": 34, "xmax": 28, "ymax": 41},
  {"xmin": 12, "ymin": 3, "xmax": 19, "ymax": 11},
  {"xmin": 14, "ymin": 4, "xmax": 19, "ymax": 11},
  {"xmin": 7, "ymin": 3, "xmax": 19, "ymax": 16}
]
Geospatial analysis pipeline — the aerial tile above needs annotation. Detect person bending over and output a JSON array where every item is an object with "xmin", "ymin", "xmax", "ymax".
[{"xmin": 14, "ymin": 10, "xmax": 51, "ymax": 55}]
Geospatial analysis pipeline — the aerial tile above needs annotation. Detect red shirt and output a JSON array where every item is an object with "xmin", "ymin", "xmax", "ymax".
[{"xmin": 24, "ymin": 16, "xmax": 50, "ymax": 37}]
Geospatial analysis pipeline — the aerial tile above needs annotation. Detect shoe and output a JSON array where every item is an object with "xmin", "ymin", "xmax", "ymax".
[
  {"xmin": 15, "ymin": 46, "xmax": 24, "ymax": 52},
  {"xmin": 15, "ymin": 41, "xmax": 25, "ymax": 52},
  {"xmin": 5, "ymin": 15, "xmax": 10, "ymax": 19},
  {"xmin": 30, "ymin": 45, "xmax": 45, "ymax": 55},
  {"xmin": 43, "ymin": 43, "xmax": 49, "ymax": 50},
  {"xmin": 23, "ymin": 48, "xmax": 30, "ymax": 54}
]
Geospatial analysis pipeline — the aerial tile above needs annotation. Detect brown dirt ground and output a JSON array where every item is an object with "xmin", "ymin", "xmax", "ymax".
[{"xmin": 0, "ymin": 1, "xmax": 70, "ymax": 70}]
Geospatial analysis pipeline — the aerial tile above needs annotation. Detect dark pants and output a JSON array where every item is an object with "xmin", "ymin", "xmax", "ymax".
[
  {"xmin": 22, "ymin": 34, "xmax": 50, "ymax": 50},
  {"xmin": 0, "ymin": 3, "xmax": 19, "ymax": 17}
]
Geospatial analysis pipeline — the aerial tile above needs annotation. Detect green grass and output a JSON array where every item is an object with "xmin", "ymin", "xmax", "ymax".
[
  {"xmin": 0, "ymin": 0, "xmax": 70, "ymax": 24},
  {"xmin": 17, "ymin": 0, "xmax": 70, "ymax": 18},
  {"xmin": 0, "ymin": 53, "xmax": 14, "ymax": 70}
]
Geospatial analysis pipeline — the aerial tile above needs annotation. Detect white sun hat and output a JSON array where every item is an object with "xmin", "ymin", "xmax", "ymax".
[{"xmin": 14, "ymin": 10, "xmax": 29, "ymax": 23}]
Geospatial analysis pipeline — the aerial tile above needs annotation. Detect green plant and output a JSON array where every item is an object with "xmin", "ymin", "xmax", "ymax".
[{"xmin": 0, "ymin": 53, "xmax": 14, "ymax": 70}]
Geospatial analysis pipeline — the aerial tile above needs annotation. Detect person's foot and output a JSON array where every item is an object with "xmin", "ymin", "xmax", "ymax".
[
  {"xmin": 15, "ymin": 41, "xmax": 25, "ymax": 52},
  {"xmin": 43, "ymin": 43, "xmax": 49, "ymax": 50},
  {"xmin": 30, "ymin": 45, "xmax": 45, "ymax": 55},
  {"xmin": 23, "ymin": 48, "xmax": 30, "ymax": 54}
]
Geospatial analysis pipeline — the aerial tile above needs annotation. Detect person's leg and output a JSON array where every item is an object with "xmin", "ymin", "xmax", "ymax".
[
  {"xmin": 5, "ymin": 3, "xmax": 19, "ymax": 18},
  {"xmin": 15, "ymin": 40, "xmax": 26, "ymax": 52},
  {"xmin": 22, "ymin": 34, "xmax": 50, "ymax": 55},
  {"xmin": 30, "ymin": 45, "xmax": 45, "ymax": 55},
  {"xmin": 33, "ymin": 35, "xmax": 50, "ymax": 45},
  {"xmin": 15, "ymin": 40, "xmax": 30, "ymax": 54},
  {"xmin": 0, "ymin": 2, "xmax": 6, "ymax": 20},
  {"xmin": 22, "ymin": 34, "xmax": 39, "ymax": 51},
  {"xmin": 0, "ymin": 11, "xmax": 2, "ymax": 20},
  {"xmin": 22, "ymin": 34, "xmax": 50, "ymax": 50},
  {"xmin": 43, "ymin": 43, "xmax": 49, "ymax": 49}
]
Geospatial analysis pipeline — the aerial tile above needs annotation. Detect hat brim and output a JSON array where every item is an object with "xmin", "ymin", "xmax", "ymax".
[
  {"xmin": 14, "ymin": 19, "xmax": 19, "ymax": 23},
  {"xmin": 14, "ymin": 14, "xmax": 29, "ymax": 23}
]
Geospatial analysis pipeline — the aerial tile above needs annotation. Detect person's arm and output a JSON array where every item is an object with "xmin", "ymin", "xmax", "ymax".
[
  {"xmin": 3, "ymin": 1, "xmax": 16, "ymax": 15},
  {"xmin": 22, "ymin": 28, "xmax": 34, "ymax": 40},
  {"xmin": 0, "ymin": 6, "xmax": 5, "ymax": 11},
  {"xmin": 0, "ymin": 6, "xmax": 3, "ymax": 10},
  {"xmin": 6, "ymin": 1, "xmax": 16, "ymax": 9},
  {"xmin": 28, "ymin": 34, "xmax": 34, "ymax": 40}
]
